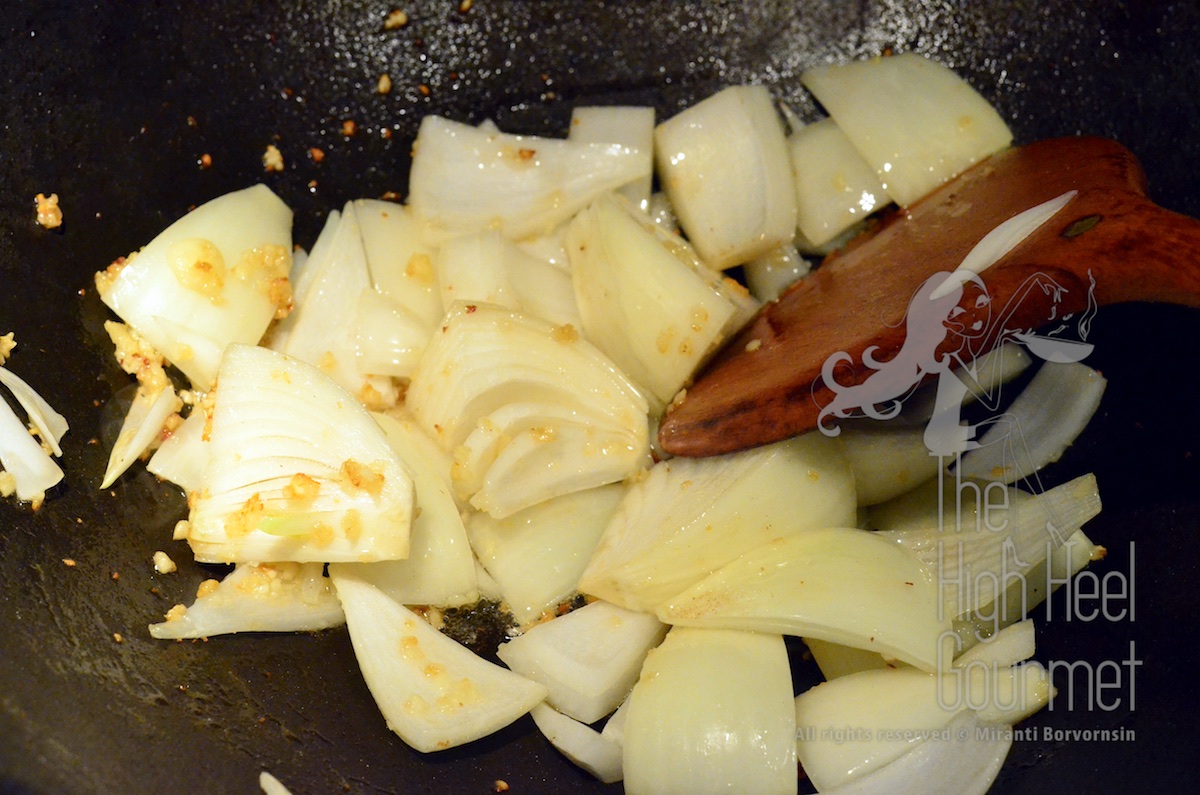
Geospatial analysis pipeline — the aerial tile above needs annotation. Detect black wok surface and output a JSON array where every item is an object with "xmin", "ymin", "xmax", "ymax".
[{"xmin": 2, "ymin": 1, "xmax": 1199, "ymax": 792}]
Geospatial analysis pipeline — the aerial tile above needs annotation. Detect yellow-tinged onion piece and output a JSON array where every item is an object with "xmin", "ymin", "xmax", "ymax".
[
  {"xmin": 657, "ymin": 527, "xmax": 950, "ymax": 672},
  {"xmin": 95, "ymin": 184, "xmax": 293, "ymax": 390},
  {"xmin": 186, "ymin": 344, "xmax": 414, "ymax": 564},
  {"xmin": 801, "ymin": 53, "xmax": 1013, "ymax": 207},
  {"xmin": 579, "ymin": 432, "xmax": 856, "ymax": 613},
  {"xmin": 407, "ymin": 302, "xmax": 650, "ymax": 519},
  {"xmin": 623, "ymin": 627, "xmax": 797, "ymax": 795},
  {"xmin": 328, "ymin": 566, "xmax": 546, "ymax": 753}
]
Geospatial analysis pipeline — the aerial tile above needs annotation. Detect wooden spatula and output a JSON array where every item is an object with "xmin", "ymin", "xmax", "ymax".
[{"xmin": 658, "ymin": 136, "xmax": 1200, "ymax": 457}]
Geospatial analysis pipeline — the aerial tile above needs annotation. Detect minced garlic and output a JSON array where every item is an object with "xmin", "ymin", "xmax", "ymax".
[
  {"xmin": 35, "ymin": 192, "xmax": 63, "ymax": 229},
  {"xmin": 263, "ymin": 144, "xmax": 285, "ymax": 172}
]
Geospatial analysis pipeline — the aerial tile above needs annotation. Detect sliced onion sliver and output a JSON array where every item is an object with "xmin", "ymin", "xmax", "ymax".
[
  {"xmin": 0, "ymin": 366, "xmax": 68, "ymax": 455},
  {"xmin": 530, "ymin": 702, "xmax": 624, "ymax": 784},
  {"xmin": 0, "ymin": 394, "xmax": 63, "ymax": 501},
  {"xmin": 957, "ymin": 361, "xmax": 1106, "ymax": 484},
  {"xmin": 328, "ymin": 566, "xmax": 547, "ymax": 753},
  {"xmin": 149, "ymin": 562, "xmax": 344, "ymax": 639},
  {"xmin": 819, "ymin": 710, "xmax": 1011, "ymax": 795},
  {"xmin": 100, "ymin": 385, "xmax": 181, "ymax": 489}
]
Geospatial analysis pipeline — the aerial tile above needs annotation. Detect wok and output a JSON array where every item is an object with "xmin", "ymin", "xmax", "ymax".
[{"xmin": 2, "ymin": 1, "xmax": 1198, "ymax": 792}]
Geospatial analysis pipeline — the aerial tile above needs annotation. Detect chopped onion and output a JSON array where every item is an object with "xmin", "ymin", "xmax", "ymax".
[
  {"xmin": 654, "ymin": 85, "xmax": 798, "ymax": 269},
  {"xmin": 406, "ymin": 302, "xmax": 650, "ymax": 518},
  {"xmin": 623, "ymin": 627, "xmax": 796, "ymax": 795},
  {"xmin": 0, "ymin": 389, "xmax": 63, "ymax": 502},
  {"xmin": 789, "ymin": 117, "xmax": 889, "ymax": 247},
  {"xmin": 953, "ymin": 619, "xmax": 1036, "ymax": 669},
  {"xmin": 95, "ymin": 184, "xmax": 293, "ymax": 389},
  {"xmin": 530, "ymin": 702, "xmax": 625, "ymax": 784},
  {"xmin": 877, "ymin": 473, "xmax": 1102, "ymax": 618},
  {"xmin": 497, "ymin": 599, "xmax": 667, "ymax": 724},
  {"xmin": 579, "ymin": 432, "xmax": 856, "ymax": 613},
  {"xmin": 259, "ymin": 771, "xmax": 294, "ymax": 795},
  {"xmin": 0, "ymin": 366, "xmax": 68, "ymax": 456},
  {"xmin": 408, "ymin": 115, "xmax": 651, "ymax": 242},
  {"xmin": 957, "ymin": 362, "xmax": 1106, "ymax": 484},
  {"xmin": 601, "ymin": 696, "xmax": 630, "ymax": 747},
  {"xmin": 436, "ymin": 230, "xmax": 520, "ymax": 312},
  {"xmin": 467, "ymin": 483, "xmax": 625, "ymax": 626},
  {"xmin": 566, "ymin": 193, "xmax": 754, "ymax": 409},
  {"xmin": 148, "ymin": 561, "xmax": 344, "ymax": 639},
  {"xmin": 794, "ymin": 667, "xmax": 964, "ymax": 790},
  {"xmin": 804, "ymin": 638, "xmax": 891, "ymax": 681},
  {"xmin": 818, "ymin": 710, "xmax": 1010, "ymax": 795},
  {"xmin": 801, "ymin": 53, "xmax": 1013, "ymax": 207},
  {"xmin": 146, "ymin": 407, "xmax": 208, "ymax": 493},
  {"xmin": 657, "ymin": 528, "xmax": 951, "ymax": 673},
  {"xmin": 743, "ymin": 243, "xmax": 811, "ymax": 304},
  {"xmin": 100, "ymin": 384, "xmax": 181, "ymax": 489},
  {"xmin": 331, "ymin": 413, "xmax": 478, "ymax": 608},
  {"xmin": 328, "ymin": 566, "xmax": 546, "ymax": 753},
  {"xmin": 187, "ymin": 344, "xmax": 414, "ymax": 564},
  {"xmin": 352, "ymin": 288, "xmax": 433, "ymax": 378},
  {"xmin": 839, "ymin": 423, "xmax": 944, "ymax": 506},
  {"xmin": 568, "ymin": 105, "xmax": 656, "ymax": 210},
  {"xmin": 353, "ymin": 199, "xmax": 443, "ymax": 329},
  {"xmin": 273, "ymin": 201, "xmax": 396, "ymax": 408}
]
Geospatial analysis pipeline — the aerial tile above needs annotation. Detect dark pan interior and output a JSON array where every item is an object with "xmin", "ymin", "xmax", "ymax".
[{"xmin": 2, "ymin": 2, "xmax": 1199, "ymax": 792}]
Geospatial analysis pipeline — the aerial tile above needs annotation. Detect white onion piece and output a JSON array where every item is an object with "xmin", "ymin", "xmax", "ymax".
[
  {"xmin": 839, "ymin": 424, "xmax": 944, "ymax": 506},
  {"xmin": 147, "ymin": 407, "xmax": 208, "ymax": 493},
  {"xmin": 623, "ymin": 627, "xmax": 796, "ymax": 795},
  {"xmin": 579, "ymin": 432, "xmax": 856, "ymax": 613},
  {"xmin": 259, "ymin": 771, "xmax": 294, "ymax": 795},
  {"xmin": 530, "ymin": 702, "xmax": 624, "ymax": 784},
  {"xmin": 332, "ymin": 414, "xmax": 478, "ymax": 608},
  {"xmin": 352, "ymin": 288, "xmax": 432, "ymax": 378},
  {"xmin": 408, "ymin": 115, "xmax": 651, "ymax": 242},
  {"xmin": 658, "ymin": 528, "xmax": 950, "ymax": 673},
  {"xmin": 497, "ymin": 600, "xmax": 667, "ymax": 724},
  {"xmin": 467, "ymin": 483, "xmax": 624, "ymax": 626},
  {"xmin": 929, "ymin": 190, "xmax": 1077, "ymax": 300},
  {"xmin": 0, "ymin": 366, "xmax": 68, "ymax": 455},
  {"xmin": 819, "ymin": 710, "xmax": 1010, "ymax": 795},
  {"xmin": 569, "ymin": 105, "xmax": 656, "ymax": 210},
  {"xmin": 275, "ymin": 201, "xmax": 396, "ymax": 408},
  {"xmin": 328, "ymin": 567, "xmax": 546, "ymax": 753},
  {"xmin": 0, "ymin": 392, "xmax": 63, "ymax": 501},
  {"xmin": 95, "ymin": 184, "xmax": 292, "ymax": 389},
  {"xmin": 957, "ymin": 362, "xmax": 1106, "ymax": 484},
  {"xmin": 878, "ymin": 473, "xmax": 1101, "ymax": 618},
  {"xmin": 187, "ymin": 344, "xmax": 414, "ymax": 564},
  {"xmin": 407, "ymin": 302, "xmax": 649, "ymax": 518},
  {"xmin": 954, "ymin": 528, "xmax": 1102, "ymax": 646},
  {"xmin": 804, "ymin": 638, "xmax": 890, "ymax": 681},
  {"xmin": 502, "ymin": 240, "xmax": 582, "ymax": 328},
  {"xmin": 795, "ymin": 667, "xmax": 964, "ymax": 790},
  {"xmin": 601, "ymin": 696, "xmax": 630, "ymax": 747},
  {"xmin": 149, "ymin": 562, "xmax": 344, "ymax": 639},
  {"xmin": 953, "ymin": 661, "xmax": 1054, "ymax": 725},
  {"xmin": 100, "ymin": 385, "xmax": 181, "ymax": 489},
  {"xmin": 802, "ymin": 53, "xmax": 1013, "ymax": 207},
  {"xmin": 953, "ymin": 619, "xmax": 1036, "ymax": 670},
  {"xmin": 654, "ymin": 85, "xmax": 798, "ymax": 269},
  {"xmin": 644, "ymin": 191, "xmax": 680, "ymax": 232},
  {"xmin": 436, "ymin": 230, "xmax": 519, "ymax": 313},
  {"xmin": 353, "ymin": 199, "xmax": 443, "ymax": 329},
  {"xmin": 789, "ymin": 117, "xmax": 889, "ymax": 247},
  {"xmin": 743, "ymin": 243, "xmax": 811, "ymax": 303},
  {"xmin": 567, "ymin": 194, "xmax": 751, "ymax": 409},
  {"xmin": 515, "ymin": 222, "xmax": 572, "ymax": 271}
]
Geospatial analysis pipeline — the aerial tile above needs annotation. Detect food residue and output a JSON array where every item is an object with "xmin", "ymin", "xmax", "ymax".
[
  {"xmin": 35, "ymin": 192, "xmax": 63, "ymax": 229},
  {"xmin": 263, "ymin": 144, "xmax": 285, "ymax": 172},
  {"xmin": 383, "ymin": 9, "xmax": 408, "ymax": 30}
]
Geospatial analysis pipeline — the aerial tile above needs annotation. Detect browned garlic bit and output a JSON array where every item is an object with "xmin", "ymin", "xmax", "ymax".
[
  {"xmin": 34, "ymin": 192, "xmax": 63, "ymax": 229},
  {"xmin": 263, "ymin": 144, "xmax": 285, "ymax": 172}
]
